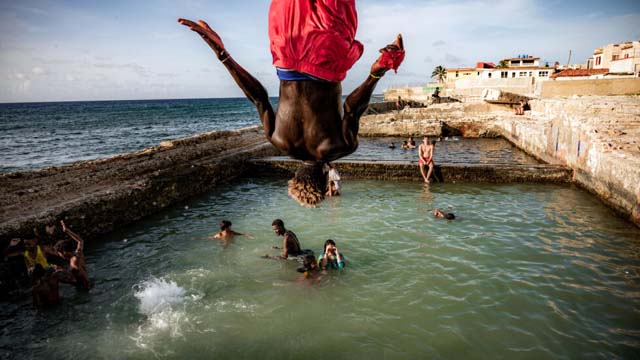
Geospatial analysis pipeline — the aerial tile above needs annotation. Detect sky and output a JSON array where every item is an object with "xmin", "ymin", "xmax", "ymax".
[{"xmin": 1, "ymin": 0, "xmax": 639, "ymax": 103}]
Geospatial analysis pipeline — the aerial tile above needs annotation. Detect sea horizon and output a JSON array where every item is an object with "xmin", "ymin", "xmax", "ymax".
[{"xmin": 0, "ymin": 93, "xmax": 385, "ymax": 105}]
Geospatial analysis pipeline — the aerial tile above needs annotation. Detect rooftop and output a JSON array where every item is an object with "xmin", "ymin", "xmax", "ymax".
[{"xmin": 550, "ymin": 68, "xmax": 609, "ymax": 79}]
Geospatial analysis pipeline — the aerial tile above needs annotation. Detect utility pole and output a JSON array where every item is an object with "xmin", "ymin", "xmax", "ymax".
[{"xmin": 567, "ymin": 49, "xmax": 572, "ymax": 67}]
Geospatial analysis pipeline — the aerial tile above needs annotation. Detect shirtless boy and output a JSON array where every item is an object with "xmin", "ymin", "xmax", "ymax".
[
  {"xmin": 59, "ymin": 221, "xmax": 92, "ymax": 291},
  {"xmin": 210, "ymin": 220, "xmax": 254, "ymax": 242},
  {"xmin": 418, "ymin": 136, "xmax": 435, "ymax": 183}
]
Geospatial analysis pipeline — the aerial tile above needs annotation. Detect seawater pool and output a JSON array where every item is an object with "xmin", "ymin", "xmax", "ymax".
[
  {"xmin": 1, "ymin": 178, "xmax": 639, "ymax": 359},
  {"xmin": 349, "ymin": 137, "xmax": 540, "ymax": 165}
]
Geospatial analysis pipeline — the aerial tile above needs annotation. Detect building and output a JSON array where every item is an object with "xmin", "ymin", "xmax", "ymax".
[
  {"xmin": 443, "ymin": 55, "xmax": 556, "ymax": 98},
  {"xmin": 589, "ymin": 41, "xmax": 640, "ymax": 76},
  {"xmin": 445, "ymin": 55, "xmax": 555, "ymax": 83}
]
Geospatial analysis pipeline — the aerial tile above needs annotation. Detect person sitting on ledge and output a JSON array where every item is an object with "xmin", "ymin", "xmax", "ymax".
[
  {"xmin": 179, "ymin": 0, "xmax": 404, "ymax": 207},
  {"xmin": 434, "ymin": 208, "xmax": 455, "ymax": 220},
  {"xmin": 418, "ymin": 136, "xmax": 435, "ymax": 183},
  {"xmin": 515, "ymin": 100, "xmax": 525, "ymax": 115}
]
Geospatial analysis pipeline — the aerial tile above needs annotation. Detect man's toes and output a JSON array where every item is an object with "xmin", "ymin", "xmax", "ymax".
[{"xmin": 393, "ymin": 34, "xmax": 403, "ymax": 49}]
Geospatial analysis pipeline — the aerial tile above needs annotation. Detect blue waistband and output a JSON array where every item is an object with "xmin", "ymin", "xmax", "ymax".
[{"xmin": 276, "ymin": 68, "xmax": 319, "ymax": 81}]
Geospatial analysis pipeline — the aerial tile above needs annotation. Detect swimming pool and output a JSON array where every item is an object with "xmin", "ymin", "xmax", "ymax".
[{"xmin": 1, "ymin": 178, "xmax": 638, "ymax": 359}]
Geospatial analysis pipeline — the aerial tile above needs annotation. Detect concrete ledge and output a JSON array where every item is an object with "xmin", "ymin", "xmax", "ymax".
[
  {"xmin": 0, "ymin": 126, "xmax": 279, "ymax": 243},
  {"xmin": 252, "ymin": 158, "xmax": 572, "ymax": 183}
]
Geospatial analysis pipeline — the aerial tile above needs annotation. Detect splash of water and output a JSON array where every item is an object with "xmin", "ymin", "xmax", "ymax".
[{"xmin": 132, "ymin": 277, "xmax": 188, "ymax": 353}]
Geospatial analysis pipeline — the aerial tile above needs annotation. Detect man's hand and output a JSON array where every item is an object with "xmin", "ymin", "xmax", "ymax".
[{"xmin": 178, "ymin": 18, "xmax": 227, "ymax": 60}]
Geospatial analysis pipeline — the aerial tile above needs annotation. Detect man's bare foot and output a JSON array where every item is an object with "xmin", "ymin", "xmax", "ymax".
[{"xmin": 371, "ymin": 34, "xmax": 405, "ymax": 76}]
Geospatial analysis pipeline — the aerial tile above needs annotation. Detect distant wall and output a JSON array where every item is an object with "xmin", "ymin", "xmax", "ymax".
[{"xmin": 541, "ymin": 78, "xmax": 640, "ymax": 97}]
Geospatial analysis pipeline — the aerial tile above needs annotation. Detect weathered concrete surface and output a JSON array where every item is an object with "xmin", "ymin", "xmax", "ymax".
[
  {"xmin": 0, "ymin": 126, "xmax": 279, "ymax": 243},
  {"xmin": 494, "ymin": 96, "xmax": 640, "ymax": 226},
  {"xmin": 360, "ymin": 96, "xmax": 640, "ymax": 226},
  {"xmin": 252, "ymin": 158, "xmax": 572, "ymax": 183},
  {"xmin": 359, "ymin": 102, "xmax": 506, "ymax": 137}
]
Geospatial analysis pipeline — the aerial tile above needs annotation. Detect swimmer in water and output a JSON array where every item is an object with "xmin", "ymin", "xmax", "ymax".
[
  {"xmin": 263, "ymin": 219, "xmax": 303, "ymax": 260},
  {"xmin": 210, "ymin": 220, "xmax": 254, "ymax": 242},
  {"xmin": 179, "ymin": 2, "xmax": 405, "ymax": 207},
  {"xmin": 318, "ymin": 239, "xmax": 345, "ymax": 270},
  {"xmin": 297, "ymin": 254, "xmax": 322, "ymax": 284},
  {"xmin": 433, "ymin": 208, "xmax": 455, "ymax": 220}
]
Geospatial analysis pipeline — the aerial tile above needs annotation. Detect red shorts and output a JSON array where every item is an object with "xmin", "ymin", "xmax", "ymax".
[
  {"xmin": 419, "ymin": 157, "xmax": 432, "ymax": 165},
  {"xmin": 268, "ymin": 0, "xmax": 364, "ymax": 82}
]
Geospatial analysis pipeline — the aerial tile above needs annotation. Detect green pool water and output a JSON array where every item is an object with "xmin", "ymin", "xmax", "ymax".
[{"xmin": 2, "ymin": 178, "xmax": 639, "ymax": 359}]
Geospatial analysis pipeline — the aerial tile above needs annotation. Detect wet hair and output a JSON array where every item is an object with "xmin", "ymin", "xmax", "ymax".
[
  {"xmin": 271, "ymin": 219, "xmax": 284, "ymax": 228},
  {"xmin": 323, "ymin": 239, "xmax": 337, "ymax": 254},
  {"xmin": 297, "ymin": 254, "xmax": 317, "ymax": 273},
  {"xmin": 445, "ymin": 213, "xmax": 456, "ymax": 220},
  {"xmin": 219, "ymin": 220, "xmax": 232, "ymax": 231},
  {"xmin": 288, "ymin": 162, "xmax": 326, "ymax": 207}
]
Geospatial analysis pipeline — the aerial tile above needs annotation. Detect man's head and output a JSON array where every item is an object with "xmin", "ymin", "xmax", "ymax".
[
  {"xmin": 445, "ymin": 213, "xmax": 456, "ymax": 220},
  {"xmin": 423, "ymin": 136, "xmax": 430, "ymax": 144},
  {"xmin": 272, "ymin": 219, "xmax": 285, "ymax": 236},
  {"xmin": 219, "ymin": 220, "xmax": 232, "ymax": 231},
  {"xmin": 288, "ymin": 162, "xmax": 327, "ymax": 207}
]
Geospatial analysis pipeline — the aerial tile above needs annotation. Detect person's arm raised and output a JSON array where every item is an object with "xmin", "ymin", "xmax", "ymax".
[
  {"xmin": 178, "ymin": 19, "xmax": 275, "ymax": 139},
  {"xmin": 343, "ymin": 35, "xmax": 404, "ymax": 143}
]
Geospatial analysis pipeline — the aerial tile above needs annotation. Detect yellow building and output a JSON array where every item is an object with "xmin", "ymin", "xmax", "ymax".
[{"xmin": 444, "ymin": 67, "xmax": 480, "ymax": 85}]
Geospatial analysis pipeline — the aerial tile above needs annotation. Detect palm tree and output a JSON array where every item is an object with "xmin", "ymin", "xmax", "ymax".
[
  {"xmin": 431, "ymin": 65, "xmax": 446, "ymax": 83},
  {"xmin": 495, "ymin": 60, "xmax": 509, "ymax": 69}
]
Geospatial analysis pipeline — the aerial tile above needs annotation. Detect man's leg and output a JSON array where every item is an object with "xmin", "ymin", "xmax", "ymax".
[
  {"xmin": 419, "ymin": 162, "xmax": 428, "ymax": 182},
  {"xmin": 426, "ymin": 162, "xmax": 434, "ymax": 183},
  {"xmin": 179, "ymin": 19, "xmax": 275, "ymax": 138},
  {"xmin": 342, "ymin": 35, "xmax": 404, "ymax": 143}
]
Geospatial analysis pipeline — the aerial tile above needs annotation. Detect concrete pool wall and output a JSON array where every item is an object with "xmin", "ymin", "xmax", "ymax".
[
  {"xmin": 0, "ymin": 95, "xmax": 638, "ymax": 248},
  {"xmin": 358, "ymin": 95, "xmax": 639, "ymax": 226}
]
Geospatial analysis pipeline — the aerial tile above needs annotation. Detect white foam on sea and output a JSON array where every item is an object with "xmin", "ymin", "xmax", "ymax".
[{"xmin": 131, "ymin": 277, "xmax": 190, "ymax": 354}]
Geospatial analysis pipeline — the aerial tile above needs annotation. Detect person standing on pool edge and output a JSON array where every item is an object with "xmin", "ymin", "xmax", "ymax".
[{"xmin": 178, "ymin": 0, "xmax": 405, "ymax": 206}]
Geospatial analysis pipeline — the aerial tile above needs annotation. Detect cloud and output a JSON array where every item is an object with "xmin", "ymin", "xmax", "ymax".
[
  {"xmin": 93, "ymin": 61, "xmax": 148, "ymax": 77},
  {"xmin": 7, "ymin": 73, "xmax": 31, "ymax": 80},
  {"xmin": 65, "ymin": 74, "xmax": 76, "ymax": 81},
  {"xmin": 444, "ymin": 53, "xmax": 462, "ymax": 63},
  {"xmin": 423, "ymin": 56, "xmax": 433, "ymax": 63},
  {"xmin": 32, "ymin": 66, "xmax": 46, "ymax": 75},
  {"xmin": 432, "ymin": 40, "xmax": 446, "ymax": 46}
]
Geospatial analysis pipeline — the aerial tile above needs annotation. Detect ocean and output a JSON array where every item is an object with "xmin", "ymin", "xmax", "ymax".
[{"xmin": 0, "ymin": 98, "xmax": 267, "ymax": 173}]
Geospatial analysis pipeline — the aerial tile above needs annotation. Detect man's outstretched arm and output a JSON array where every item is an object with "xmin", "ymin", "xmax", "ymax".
[
  {"xmin": 178, "ymin": 19, "xmax": 275, "ymax": 138},
  {"xmin": 343, "ymin": 34, "xmax": 405, "ymax": 141}
]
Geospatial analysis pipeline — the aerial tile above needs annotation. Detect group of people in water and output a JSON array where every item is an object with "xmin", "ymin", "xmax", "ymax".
[
  {"xmin": 211, "ymin": 218, "xmax": 345, "ymax": 283},
  {"xmin": 3, "ymin": 221, "xmax": 91, "ymax": 309}
]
